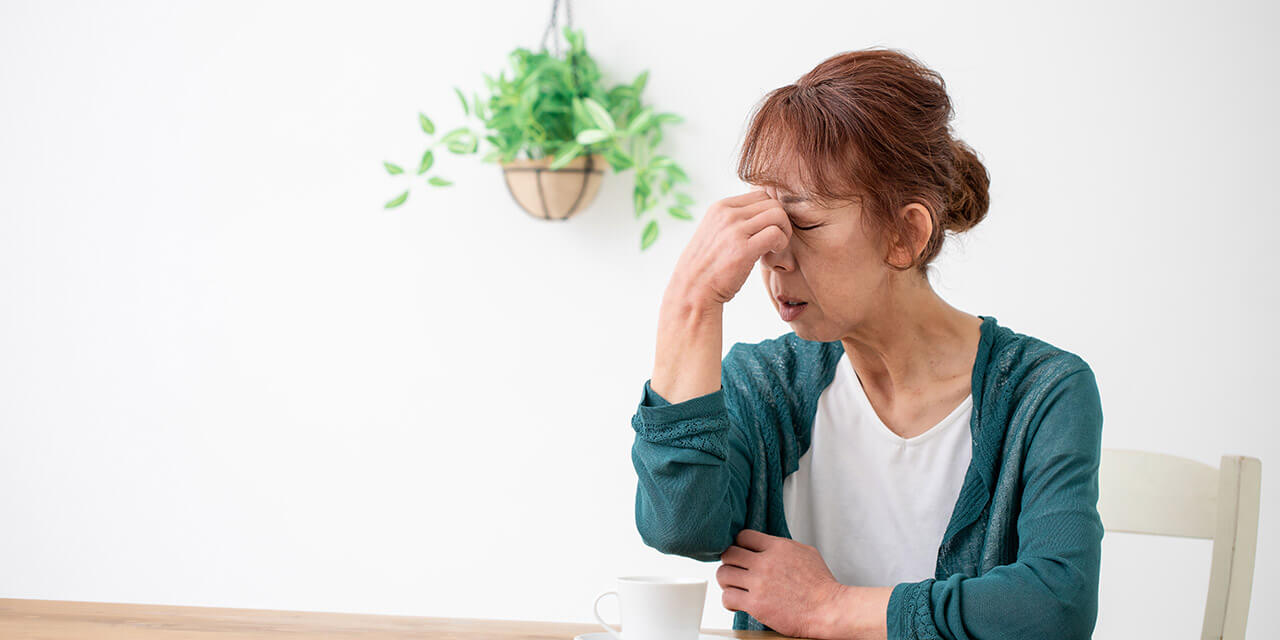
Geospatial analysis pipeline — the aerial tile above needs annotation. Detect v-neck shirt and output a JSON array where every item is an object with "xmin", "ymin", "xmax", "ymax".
[{"xmin": 781, "ymin": 354, "xmax": 974, "ymax": 587}]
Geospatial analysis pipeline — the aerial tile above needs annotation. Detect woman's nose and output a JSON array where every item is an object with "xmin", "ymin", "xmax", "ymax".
[{"xmin": 759, "ymin": 235, "xmax": 795, "ymax": 271}]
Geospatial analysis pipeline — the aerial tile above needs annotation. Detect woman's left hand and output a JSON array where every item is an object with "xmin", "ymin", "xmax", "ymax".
[{"xmin": 716, "ymin": 528, "xmax": 848, "ymax": 639}]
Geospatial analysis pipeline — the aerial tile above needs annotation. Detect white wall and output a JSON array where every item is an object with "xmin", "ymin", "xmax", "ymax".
[{"xmin": 1, "ymin": 0, "xmax": 1276, "ymax": 637}]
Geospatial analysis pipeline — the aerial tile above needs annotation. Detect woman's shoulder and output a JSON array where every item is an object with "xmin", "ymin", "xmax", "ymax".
[
  {"xmin": 982, "ymin": 316, "xmax": 1097, "ymax": 403},
  {"xmin": 723, "ymin": 331, "xmax": 843, "ymax": 395},
  {"xmin": 720, "ymin": 333, "xmax": 842, "ymax": 451}
]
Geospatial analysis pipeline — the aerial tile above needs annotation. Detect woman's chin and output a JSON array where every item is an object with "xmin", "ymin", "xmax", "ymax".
[
  {"xmin": 791, "ymin": 323, "xmax": 839, "ymax": 343},
  {"xmin": 789, "ymin": 324, "xmax": 818, "ymax": 340}
]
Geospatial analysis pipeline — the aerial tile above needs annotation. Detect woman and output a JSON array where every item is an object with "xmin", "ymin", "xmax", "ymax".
[{"xmin": 630, "ymin": 48, "xmax": 1104, "ymax": 640}]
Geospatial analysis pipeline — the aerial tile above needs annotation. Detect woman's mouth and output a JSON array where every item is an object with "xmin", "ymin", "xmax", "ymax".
[{"xmin": 778, "ymin": 300, "xmax": 808, "ymax": 321}]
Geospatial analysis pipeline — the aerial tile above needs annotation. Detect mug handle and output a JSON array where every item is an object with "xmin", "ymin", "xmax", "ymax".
[{"xmin": 592, "ymin": 590, "xmax": 623, "ymax": 640}]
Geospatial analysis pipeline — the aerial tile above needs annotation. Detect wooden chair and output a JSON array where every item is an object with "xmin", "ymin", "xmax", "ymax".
[{"xmin": 1098, "ymin": 448, "xmax": 1262, "ymax": 640}]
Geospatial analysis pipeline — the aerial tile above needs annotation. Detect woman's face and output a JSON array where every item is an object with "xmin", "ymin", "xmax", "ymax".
[{"xmin": 756, "ymin": 184, "xmax": 898, "ymax": 342}]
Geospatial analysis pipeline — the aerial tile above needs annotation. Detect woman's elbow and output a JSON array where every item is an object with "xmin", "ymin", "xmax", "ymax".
[
  {"xmin": 1037, "ymin": 579, "xmax": 1098, "ymax": 640},
  {"xmin": 634, "ymin": 508, "xmax": 730, "ymax": 562},
  {"xmin": 638, "ymin": 530, "xmax": 725, "ymax": 562}
]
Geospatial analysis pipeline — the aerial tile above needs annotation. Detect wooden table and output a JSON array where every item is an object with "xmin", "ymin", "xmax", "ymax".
[{"xmin": 0, "ymin": 599, "xmax": 798, "ymax": 639}]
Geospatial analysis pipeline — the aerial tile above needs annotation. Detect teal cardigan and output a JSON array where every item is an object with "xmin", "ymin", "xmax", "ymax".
[{"xmin": 630, "ymin": 315, "xmax": 1105, "ymax": 639}]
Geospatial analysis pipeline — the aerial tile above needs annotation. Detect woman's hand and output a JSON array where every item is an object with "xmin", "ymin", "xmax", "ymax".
[
  {"xmin": 717, "ymin": 529, "xmax": 848, "ymax": 639},
  {"xmin": 650, "ymin": 189, "xmax": 787, "ymax": 404},
  {"xmin": 665, "ymin": 188, "xmax": 792, "ymax": 310}
]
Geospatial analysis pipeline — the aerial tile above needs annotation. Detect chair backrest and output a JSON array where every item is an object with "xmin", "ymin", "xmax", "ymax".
[{"xmin": 1098, "ymin": 448, "xmax": 1262, "ymax": 640}]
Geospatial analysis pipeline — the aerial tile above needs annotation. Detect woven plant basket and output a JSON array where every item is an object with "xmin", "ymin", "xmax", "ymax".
[{"xmin": 500, "ymin": 153, "xmax": 605, "ymax": 221}]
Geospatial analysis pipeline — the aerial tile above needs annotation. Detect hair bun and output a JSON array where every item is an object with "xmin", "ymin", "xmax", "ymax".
[{"xmin": 945, "ymin": 138, "xmax": 990, "ymax": 233}]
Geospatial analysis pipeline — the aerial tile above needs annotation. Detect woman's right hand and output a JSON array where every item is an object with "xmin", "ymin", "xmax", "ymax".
[{"xmin": 666, "ymin": 188, "xmax": 793, "ymax": 309}]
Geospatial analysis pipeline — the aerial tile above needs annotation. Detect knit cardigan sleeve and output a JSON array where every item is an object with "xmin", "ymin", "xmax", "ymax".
[
  {"xmin": 888, "ymin": 366, "xmax": 1106, "ymax": 640},
  {"xmin": 629, "ymin": 342, "xmax": 770, "ymax": 563}
]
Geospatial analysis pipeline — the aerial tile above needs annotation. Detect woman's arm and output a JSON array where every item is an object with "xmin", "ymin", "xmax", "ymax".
[
  {"xmin": 879, "ymin": 366, "xmax": 1106, "ymax": 640},
  {"xmin": 630, "ymin": 341, "xmax": 758, "ymax": 563},
  {"xmin": 650, "ymin": 281, "xmax": 724, "ymax": 404},
  {"xmin": 632, "ymin": 187, "xmax": 793, "ymax": 562},
  {"xmin": 630, "ymin": 381, "xmax": 753, "ymax": 562},
  {"xmin": 631, "ymin": 281, "xmax": 746, "ymax": 561}
]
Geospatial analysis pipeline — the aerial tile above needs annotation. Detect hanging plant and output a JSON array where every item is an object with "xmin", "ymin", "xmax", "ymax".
[{"xmin": 381, "ymin": 21, "xmax": 695, "ymax": 251}]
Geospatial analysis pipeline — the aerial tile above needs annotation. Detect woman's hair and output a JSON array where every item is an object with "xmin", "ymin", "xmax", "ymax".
[{"xmin": 737, "ymin": 47, "xmax": 990, "ymax": 274}]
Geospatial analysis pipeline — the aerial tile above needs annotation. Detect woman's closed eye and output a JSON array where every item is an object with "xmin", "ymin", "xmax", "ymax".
[{"xmin": 783, "ymin": 204, "xmax": 821, "ymax": 230}]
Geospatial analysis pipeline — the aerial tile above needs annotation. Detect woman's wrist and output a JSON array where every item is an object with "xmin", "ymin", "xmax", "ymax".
[
  {"xmin": 816, "ymin": 584, "xmax": 892, "ymax": 640},
  {"xmin": 660, "ymin": 277, "xmax": 721, "ymax": 319}
]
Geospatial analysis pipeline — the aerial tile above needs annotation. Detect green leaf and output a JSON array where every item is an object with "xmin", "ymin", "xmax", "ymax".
[
  {"xmin": 473, "ymin": 92, "xmax": 485, "ymax": 120},
  {"xmin": 438, "ymin": 127, "xmax": 470, "ymax": 143},
  {"xmin": 668, "ymin": 164, "xmax": 689, "ymax": 183},
  {"xmin": 419, "ymin": 113, "xmax": 435, "ymax": 134},
  {"xmin": 549, "ymin": 142, "xmax": 584, "ymax": 170},
  {"xmin": 632, "ymin": 69, "xmax": 649, "ymax": 94},
  {"xmin": 650, "ymin": 155, "xmax": 674, "ymax": 169},
  {"xmin": 482, "ymin": 149, "xmax": 502, "ymax": 163},
  {"xmin": 454, "ymin": 87, "xmax": 470, "ymax": 117},
  {"xmin": 417, "ymin": 150, "xmax": 435, "ymax": 175},
  {"xmin": 564, "ymin": 26, "xmax": 582, "ymax": 49},
  {"xmin": 521, "ymin": 82, "xmax": 538, "ymax": 107},
  {"xmin": 627, "ymin": 107, "xmax": 653, "ymax": 135},
  {"xmin": 447, "ymin": 132, "xmax": 477, "ymax": 154},
  {"xmin": 640, "ymin": 220, "xmax": 658, "ymax": 250},
  {"xmin": 654, "ymin": 113, "xmax": 684, "ymax": 125},
  {"xmin": 674, "ymin": 193, "xmax": 695, "ymax": 206},
  {"xmin": 667, "ymin": 206, "xmax": 693, "ymax": 220},
  {"xmin": 604, "ymin": 147, "xmax": 634, "ymax": 171},
  {"xmin": 581, "ymin": 97, "xmax": 615, "ymax": 133},
  {"xmin": 571, "ymin": 96, "xmax": 590, "ymax": 126},
  {"xmin": 428, "ymin": 176, "xmax": 453, "ymax": 187},
  {"xmin": 385, "ymin": 190, "xmax": 409, "ymax": 208},
  {"xmin": 608, "ymin": 86, "xmax": 637, "ymax": 104},
  {"xmin": 384, "ymin": 161, "xmax": 404, "ymax": 175},
  {"xmin": 575, "ymin": 129, "xmax": 611, "ymax": 145}
]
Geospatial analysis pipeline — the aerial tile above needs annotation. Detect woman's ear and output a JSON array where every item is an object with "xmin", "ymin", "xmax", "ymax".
[{"xmin": 885, "ymin": 202, "xmax": 933, "ymax": 269}]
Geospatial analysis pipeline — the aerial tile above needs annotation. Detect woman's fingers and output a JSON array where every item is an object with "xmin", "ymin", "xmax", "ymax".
[
  {"xmin": 720, "ymin": 187, "xmax": 771, "ymax": 209},
  {"xmin": 665, "ymin": 187, "xmax": 788, "ymax": 307},
  {"xmin": 719, "ymin": 544, "xmax": 757, "ymax": 569},
  {"xmin": 738, "ymin": 204, "xmax": 791, "ymax": 244},
  {"xmin": 715, "ymin": 563, "xmax": 751, "ymax": 591},
  {"xmin": 745, "ymin": 222, "xmax": 788, "ymax": 259}
]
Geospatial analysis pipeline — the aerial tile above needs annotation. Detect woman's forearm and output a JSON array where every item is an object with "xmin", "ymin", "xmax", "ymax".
[{"xmin": 650, "ymin": 283, "xmax": 723, "ymax": 404}]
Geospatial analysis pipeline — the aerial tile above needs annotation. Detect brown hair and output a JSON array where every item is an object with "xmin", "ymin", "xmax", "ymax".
[{"xmin": 736, "ymin": 47, "xmax": 990, "ymax": 275}]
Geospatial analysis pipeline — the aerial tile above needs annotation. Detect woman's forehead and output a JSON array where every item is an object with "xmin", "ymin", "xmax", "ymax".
[
  {"xmin": 752, "ymin": 147, "xmax": 808, "ymax": 191},
  {"xmin": 770, "ymin": 183, "xmax": 814, "ymax": 201},
  {"xmin": 756, "ymin": 172, "xmax": 807, "ymax": 196}
]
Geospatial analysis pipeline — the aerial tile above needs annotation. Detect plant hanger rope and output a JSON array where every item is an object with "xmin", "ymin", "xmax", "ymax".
[
  {"xmin": 539, "ymin": 0, "xmax": 584, "ymax": 102},
  {"xmin": 538, "ymin": 0, "xmax": 573, "ymax": 58}
]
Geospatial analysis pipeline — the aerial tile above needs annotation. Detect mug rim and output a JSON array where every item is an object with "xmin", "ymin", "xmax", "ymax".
[{"xmin": 616, "ymin": 575, "xmax": 707, "ymax": 585}]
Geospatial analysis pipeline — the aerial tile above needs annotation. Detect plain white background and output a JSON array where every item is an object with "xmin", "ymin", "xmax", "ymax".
[{"xmin": 1, "ymin": 0, "xmax": 1276, "ymax": 637}]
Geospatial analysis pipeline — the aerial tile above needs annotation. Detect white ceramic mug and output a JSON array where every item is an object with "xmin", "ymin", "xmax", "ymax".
[{"xmin": 592, "ymin": 576, "xmax": 707, "ymax": 640}]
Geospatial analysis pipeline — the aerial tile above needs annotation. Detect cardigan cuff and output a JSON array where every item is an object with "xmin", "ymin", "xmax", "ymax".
[
  {"xmin": 888, "ymin": 579, "xmax": 938, "ymax": 640},
  {"xmin": 635, "ymin": 378, "xmax": 725, "ymax": 424},
  {"xmin": 630, "ymin": 379, "xmax": 730, "ymax": 460}
]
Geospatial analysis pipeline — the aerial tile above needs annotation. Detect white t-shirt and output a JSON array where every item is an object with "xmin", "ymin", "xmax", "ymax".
[{"xmin": 782, "ymin": 354, "xmax": 974, "ymax": 587}]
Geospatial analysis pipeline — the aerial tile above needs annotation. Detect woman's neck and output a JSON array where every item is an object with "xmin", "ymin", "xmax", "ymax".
[{"xmin": 839, "ymin": 278, "xmax": 981, "ymax": 403}]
